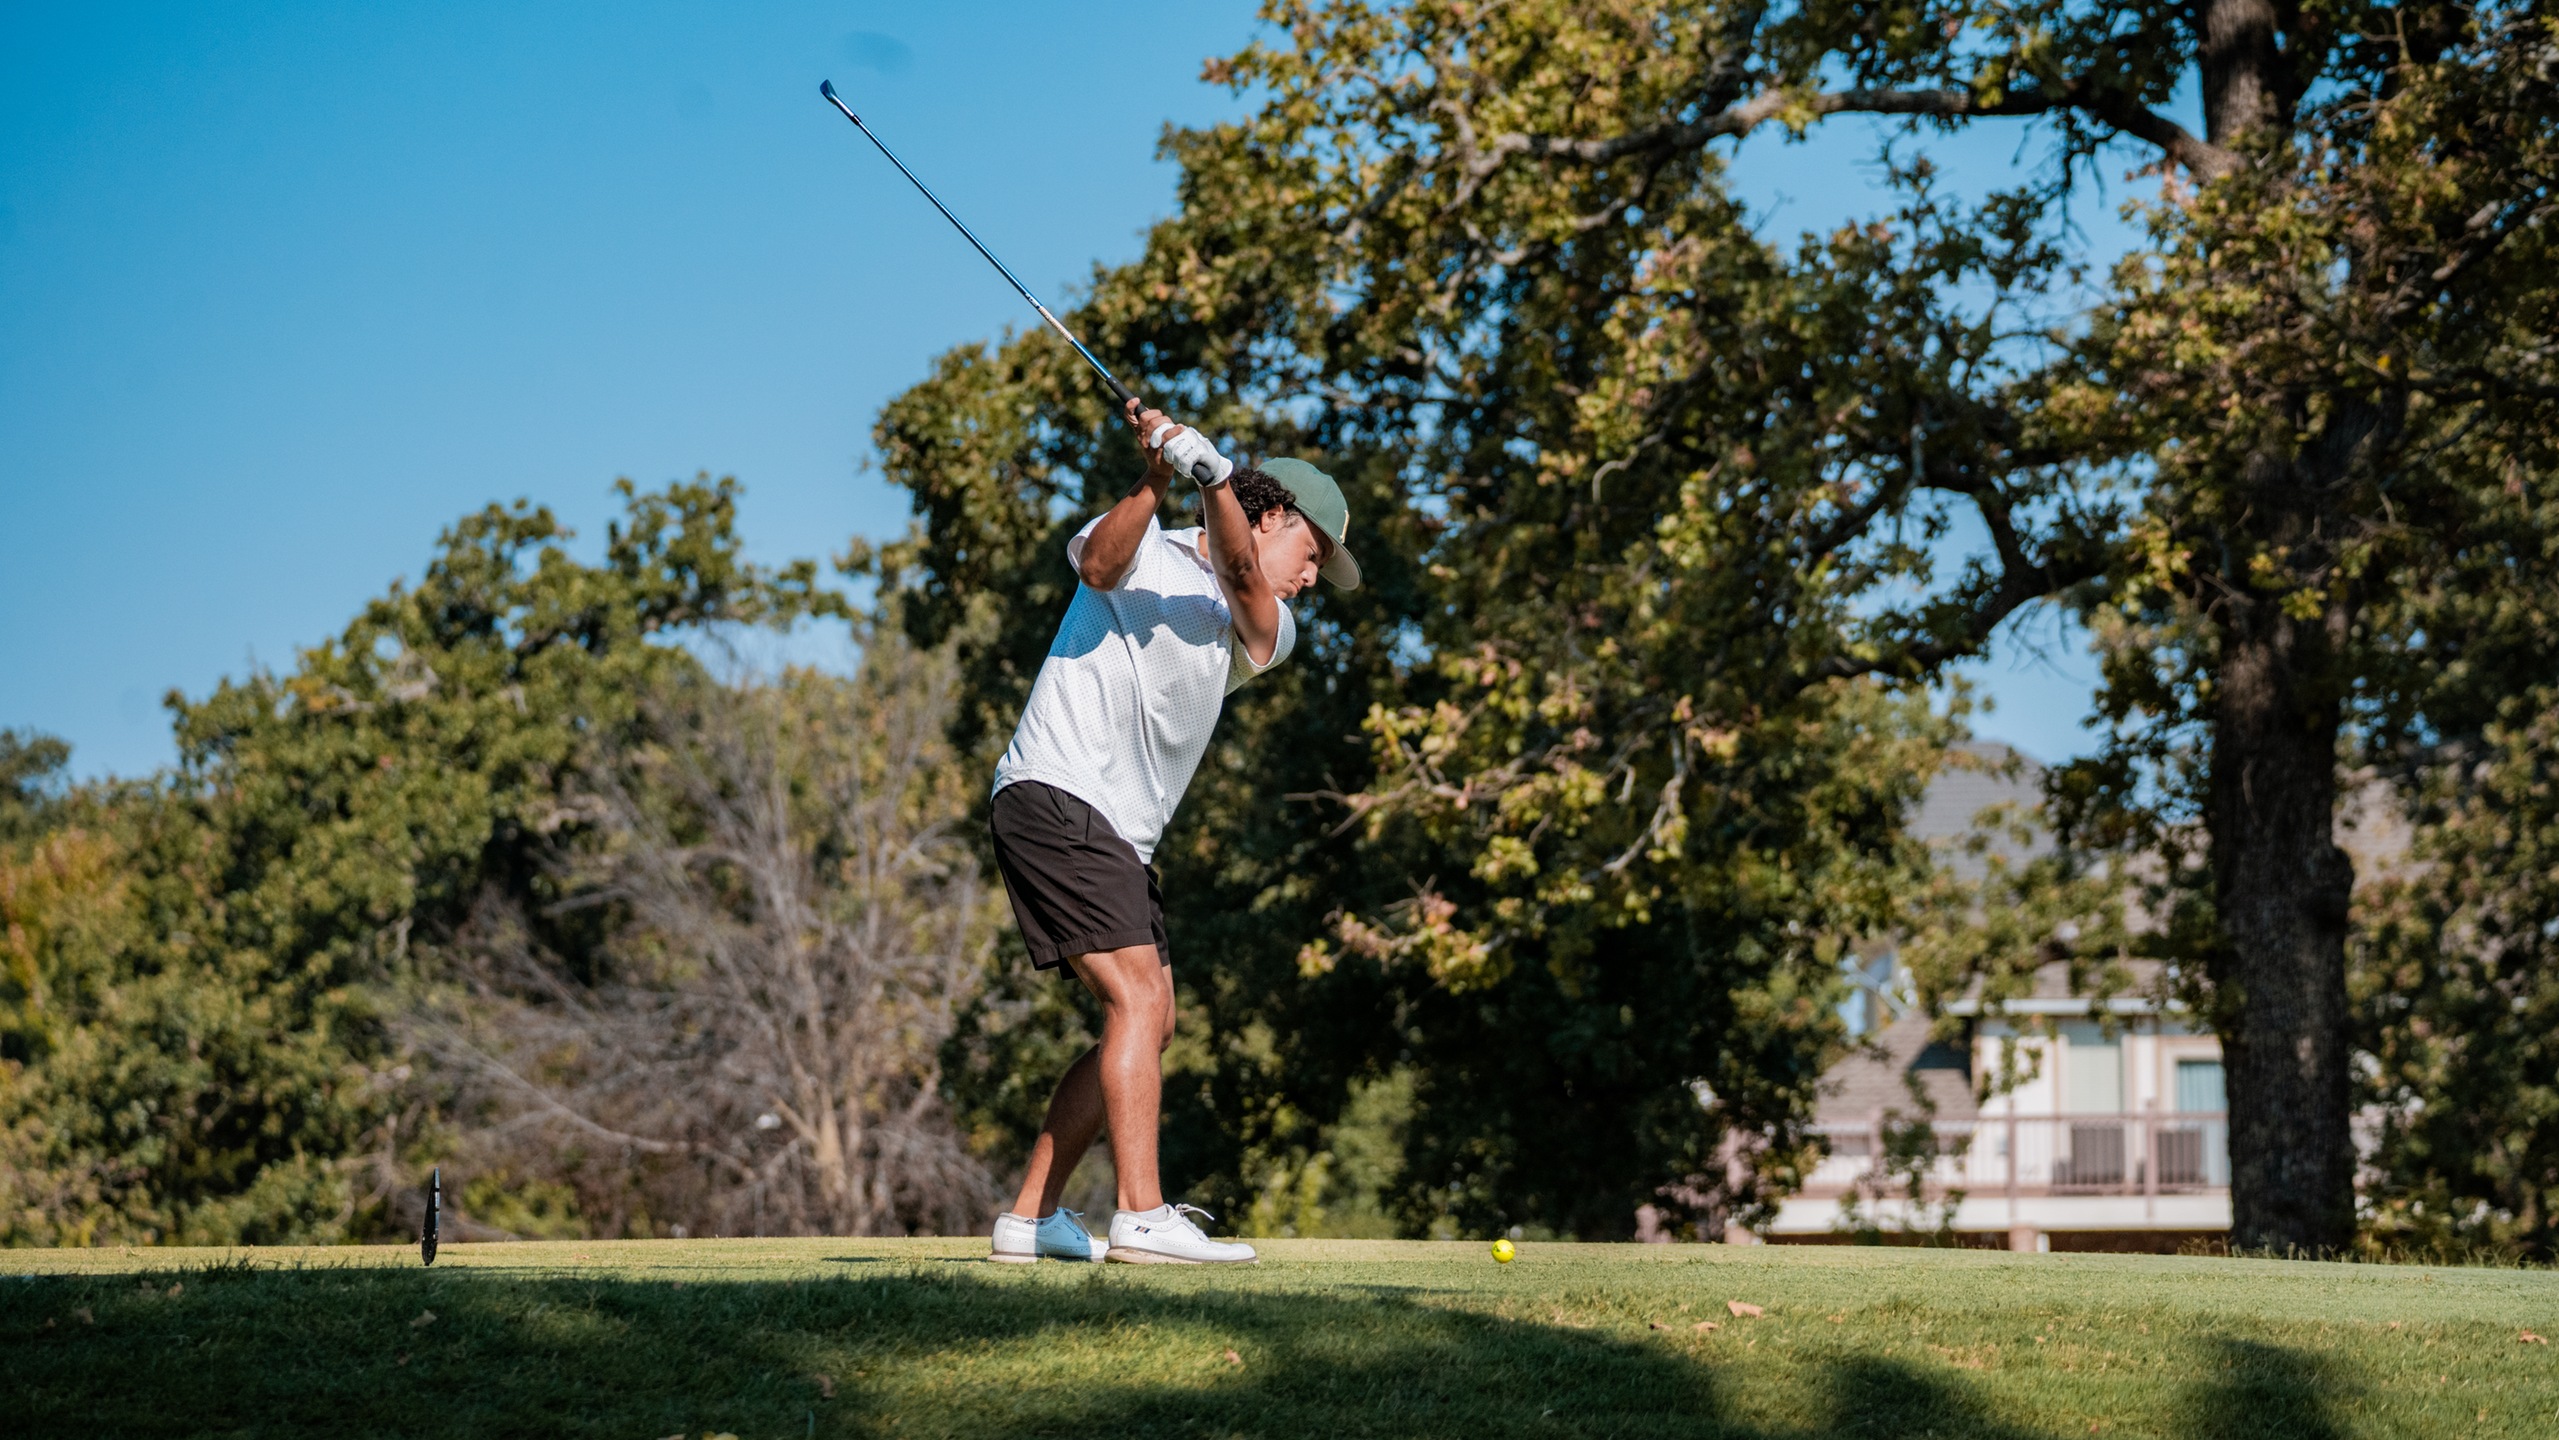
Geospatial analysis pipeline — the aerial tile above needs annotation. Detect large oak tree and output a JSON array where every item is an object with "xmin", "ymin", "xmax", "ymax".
[{"xmin": 883, "ymin": 1, "xmax": 2556, "ymax": 1248}]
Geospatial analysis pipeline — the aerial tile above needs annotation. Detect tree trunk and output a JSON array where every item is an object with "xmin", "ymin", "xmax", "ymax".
[
  {"xmin": 2207, "ymin": 535, "xmax": 2358, "ymax": 1253},
  {"xmin": 2194, "ymin": 0, "xmax": 2285, "ymax": 141},
  {"xmin": 2186, "ymin": 0, "xmax": 2359, "ymax": 1258}
]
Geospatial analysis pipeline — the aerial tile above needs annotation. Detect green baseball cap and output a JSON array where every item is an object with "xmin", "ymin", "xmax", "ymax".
[{"xmin": 1257, "ymin": 457, "xmax": 1362, "ymax": 590}]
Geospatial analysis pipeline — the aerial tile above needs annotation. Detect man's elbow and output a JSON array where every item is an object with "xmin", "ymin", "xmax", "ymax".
[
  {"xmin": 1078, "ymin": 558, "xmax": 1128, "ymax": 590},
  {"xmin": 1214, "ymin": 558, "xmax": 1260, "ymax": 594}
]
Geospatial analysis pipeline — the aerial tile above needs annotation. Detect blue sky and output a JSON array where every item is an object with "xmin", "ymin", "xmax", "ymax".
[{"xmin": 3, "ymin": 2, "xmax": 2116, "ymax": 779}]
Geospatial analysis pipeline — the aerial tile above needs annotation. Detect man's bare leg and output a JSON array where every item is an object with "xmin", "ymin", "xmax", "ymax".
[
  {"xmin": 1066, "ymin": 938, "xmax": 1252, "ymax": 1265},
  {"xmin": 1007, "ymin": 942, "xmax": 1174, "ymax": 1217},
  {"xmin": 1008, "ymin": 1047, "xmax": 1101, "ymax": 1217}
]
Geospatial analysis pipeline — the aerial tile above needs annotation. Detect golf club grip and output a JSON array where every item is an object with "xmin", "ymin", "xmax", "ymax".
[{"xmin": 1147, "ymin": 423, "xmax": 1227, "ymax": 485}]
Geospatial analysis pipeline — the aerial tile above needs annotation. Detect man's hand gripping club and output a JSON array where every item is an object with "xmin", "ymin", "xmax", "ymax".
[
  {"xmin": 1071, "ymin": 401, "xmax": 1284, "ymax": 669},
  {"xmin": 1147, "ymin": 417, "xmax": 1233, "ymax": 487}
]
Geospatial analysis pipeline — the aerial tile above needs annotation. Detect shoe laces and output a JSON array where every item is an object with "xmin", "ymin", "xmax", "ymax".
[
  {"xmin": 1047, "ymin": 1208, "xmax": 1088, "ymax": 1231},
  {"xmin": 1168, "ymin": 1203, "xmax": 1216, "ymax": 1235}
]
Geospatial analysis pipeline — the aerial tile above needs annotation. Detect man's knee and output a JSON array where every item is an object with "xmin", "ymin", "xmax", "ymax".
[
  {"xmin": 1150, "ymin": 979, "xmax": 1177, "ymax": 1054},
  {"xmin": 1151, "ymin": 970, "xmax": 1177, "ymax": 1053},
  {"xmin": 1075, "ymin": 943, "xmax": 1169, "ymax": 1012}
]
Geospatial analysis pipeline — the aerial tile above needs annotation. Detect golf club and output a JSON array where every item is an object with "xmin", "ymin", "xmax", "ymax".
[
  {"xmin": 421, "ymin": 1165, "xmax": 440, "ymax": 1266},
  {"xmin": 817, "ymin": 80, "xmax": 1225, "ymax": 483}
]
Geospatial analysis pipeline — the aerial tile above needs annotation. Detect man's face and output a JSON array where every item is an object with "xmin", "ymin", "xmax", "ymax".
[{"xmin": 1251, "ymin": 507, "xmax": 1327, "ymax": 600}]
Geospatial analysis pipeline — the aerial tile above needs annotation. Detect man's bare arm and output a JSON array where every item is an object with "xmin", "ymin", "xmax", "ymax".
[
  {"xmin": 1095, "ymin": 402, "xmax": 1282, "ymax": 663},
  {"xmin": 1075, "ymin": 403, "xmax": 1177, "ymax": 590},
  {"xmin": 1196, "ymin": 455, "xmax": 1282, "ymax": 666}
]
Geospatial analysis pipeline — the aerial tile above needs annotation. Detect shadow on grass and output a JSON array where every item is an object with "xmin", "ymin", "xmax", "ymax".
[
  {"xmin": 2174, "ymin": 1336, "xmax": 2348, "ymax": 1440},
  {"xmin": 0, "ymin": 1261, "xmax": 2308, "ymax": 1440},
  {"xmin": 1814, "ymin": 1355, "xmax": 2049, "ymax": 1439}
]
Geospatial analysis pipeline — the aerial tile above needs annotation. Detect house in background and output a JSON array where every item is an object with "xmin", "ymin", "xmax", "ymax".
[{"xmin": 1761, "ymin": 746, "xmax": 2232, "ymax": 1251}]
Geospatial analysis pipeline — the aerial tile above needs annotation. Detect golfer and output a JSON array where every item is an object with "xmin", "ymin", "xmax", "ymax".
[{"xmin": 984, "ymin": 399, "xmax": 1359, "ymax": 1264}]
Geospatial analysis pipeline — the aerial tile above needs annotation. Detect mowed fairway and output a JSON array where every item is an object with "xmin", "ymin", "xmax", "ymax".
[{"xmin": 6, "ymin": 1239, "xmax": 2557, "ymax": 1438}]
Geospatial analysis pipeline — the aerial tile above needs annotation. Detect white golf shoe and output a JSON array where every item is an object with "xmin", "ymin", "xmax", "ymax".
[
  {"xmin": 989, "ymin": 1208, "xmax": 1108, "ymax": 1263},
  {"xmin": 1104, "ymin": 1203, "xmax": 1258, "ymax": 1264}
]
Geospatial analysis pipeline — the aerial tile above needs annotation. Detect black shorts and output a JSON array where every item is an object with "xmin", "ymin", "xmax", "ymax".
[{"xmin": 989, "ymin": 781, "xmax": 1170, "ymax": 970}]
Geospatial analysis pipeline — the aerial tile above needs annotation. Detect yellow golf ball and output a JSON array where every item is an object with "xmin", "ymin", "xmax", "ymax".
[{"xmin": 1490, "ymin": 1238, "xmax": 1516, "ymax": 1263}]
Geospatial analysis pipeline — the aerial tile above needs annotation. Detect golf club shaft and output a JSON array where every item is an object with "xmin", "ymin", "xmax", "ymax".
[{"xmin": 819, "ymin": 81, "xmax": 1140, "ymax": 412}]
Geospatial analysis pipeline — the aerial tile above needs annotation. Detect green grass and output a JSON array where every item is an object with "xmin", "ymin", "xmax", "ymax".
[{"xmin": 6, "ymin": 1238, "xmax": 2557, "ymax": 1438}]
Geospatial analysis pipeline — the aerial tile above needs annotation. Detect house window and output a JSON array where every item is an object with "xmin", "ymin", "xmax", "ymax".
[
  {"xmin": 1837, "ymin": 948, "xmax": 1901, "ymax": 1038},
  {"xmin": 2161, "ymin": 1059, "xmax": 2231, "ymax": 1187},
  {"xmin": 2176, "ymin": 1059, "xmax": 2226, "ymax": 1113},
  {"xmin": 2060, "ymin": 1021, "xmax": 2123, "ymax": 1114}
]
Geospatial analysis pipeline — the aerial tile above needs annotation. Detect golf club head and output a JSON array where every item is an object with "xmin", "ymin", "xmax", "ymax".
[
  {"xmin": 420, "ymin": 1165, "xmax": 440, "ymax": 1267},
  {"xmin": 819, "ymin": 79, "xmax": 835, "ymax": 100}
]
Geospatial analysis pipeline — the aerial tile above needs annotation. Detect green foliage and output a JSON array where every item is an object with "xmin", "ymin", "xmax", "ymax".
[
  {"xmin": 0, "ymin": 785, "xmax": 373, "ymax": 1247},
  {"xmin": 2326, "ymin": 22, "xmax": 2559, "ymax": 1253},
  {"xmin": 1241, "ymin": 1067, "xmax": 1414, "ymax": 1241},
  {"xmin": 456, "ymin": 1170, "xmax": 588, "ymax": 1242},
  {"xmin": 0, "ymin": 478, "xmax": 840, "ymax": 1245},
  {"xmin": 168, "ymin": 475, "xmax": 840, "ymax": 998},
  {"xmin": 2055, "ymin": 0, "xmax": 2559, "ymax": 910},
  {"xmin": 2046, "ymin": 8, "xmax": 2559, "ymax": 1250},
  {"xmin": 0, "ymin": 730, "xmax": 70, "ymax": 843},
  {"xmin": 11, "ymin": 0, "xmax": 2556, "ymax": 1259},
  {"xmin": 887, "ymin": 1, "xmax": 2559, "ymax": 1251},
  {"xmin": 876, "ymin": 4, "xmax": 2006, "ymax": 1239},
  {"xmin": 2355, "ymin": 694, "xmax": 2559, "ymax": 1259}
]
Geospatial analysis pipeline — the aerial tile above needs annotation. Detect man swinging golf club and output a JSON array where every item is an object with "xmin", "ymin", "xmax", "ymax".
[
  {"xmin": 807, "ymin": 80, "xmax": 1357, "ymax": 1264},
  {"xmin": 985, "ymin": 399, "xmax": 1359, "ymax": 1264}
]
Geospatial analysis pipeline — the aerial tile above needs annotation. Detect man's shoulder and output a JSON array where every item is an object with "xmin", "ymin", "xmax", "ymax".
[{"xmin": 1145, "ymin": 525, "xmax": 1219, "ymax": 583}]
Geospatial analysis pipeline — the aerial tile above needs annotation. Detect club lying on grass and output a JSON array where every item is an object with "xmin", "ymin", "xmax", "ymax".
[{"xmin": 420, "ymin": 1165, "xmax": 439, "ymax": 1268}]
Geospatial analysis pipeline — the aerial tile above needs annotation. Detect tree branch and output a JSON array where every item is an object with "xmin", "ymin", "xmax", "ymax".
[
  {"xmin": 1451, "ymin": 80, "xmax": 2241, "ymax": 199},
  {"xmin": 1812, "ymin": 463, "xmax": 2109, "ymax": 683}
]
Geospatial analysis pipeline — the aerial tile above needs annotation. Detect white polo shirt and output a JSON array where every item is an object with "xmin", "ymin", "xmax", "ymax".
[{"xmin": 991, "ymin": 513, "xmax": 1295, "ymax": 863}]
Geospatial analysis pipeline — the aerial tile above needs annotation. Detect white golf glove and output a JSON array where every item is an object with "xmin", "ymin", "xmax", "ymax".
[{"xmin": 1148, "ymin": 421, "xmax": 1235, "ymax": 487}]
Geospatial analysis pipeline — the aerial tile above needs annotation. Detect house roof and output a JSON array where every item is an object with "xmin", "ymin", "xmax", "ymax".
[
  {"xmin": 1942, "ymin": 959, "xmax": 2185, "ymax": 1017},
  {"xmin": 1814, "ymin": 1011, "xmax": 1979, "ymax": 1126},
  {"xmin": 1909, "ymin": 742, "xmax": 2040, "ymax": 839},
  {"xmin": 1909, "ymin": 742, "xmax": 2050, "ymax": 881}
]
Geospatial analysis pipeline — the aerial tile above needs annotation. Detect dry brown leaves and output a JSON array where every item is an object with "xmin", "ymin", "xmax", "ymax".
[{"xmin": 1929, "ymin": 1342, "xmax": 1998, "ymax": 1370}]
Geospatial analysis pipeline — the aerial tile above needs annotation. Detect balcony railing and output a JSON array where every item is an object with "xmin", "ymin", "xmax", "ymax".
[{"xmin": 1800, "ymin": 1110, "xmax": 2230, "ymax": 1202}]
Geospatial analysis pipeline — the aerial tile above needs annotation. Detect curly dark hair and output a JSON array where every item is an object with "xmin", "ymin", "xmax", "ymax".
[{"xmin": 1225, "ymin": 465, "xmax": 1299, "ymax": 528}]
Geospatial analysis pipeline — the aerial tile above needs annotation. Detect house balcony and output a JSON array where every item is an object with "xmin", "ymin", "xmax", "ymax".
[{"xmin": 1765, "ymin": 1110, "xmax": 2233, "ymax": 1251}]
